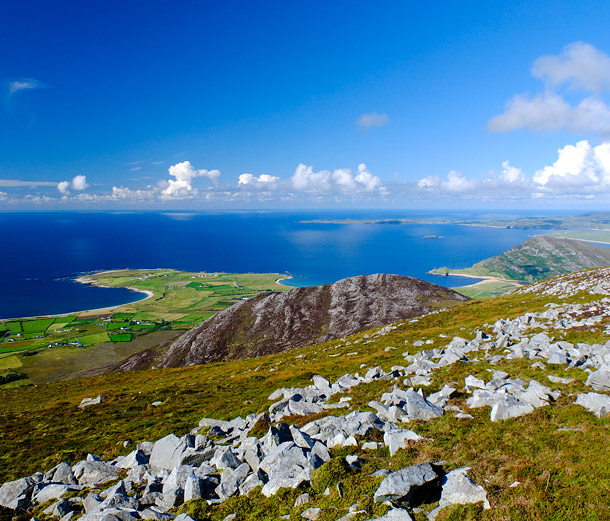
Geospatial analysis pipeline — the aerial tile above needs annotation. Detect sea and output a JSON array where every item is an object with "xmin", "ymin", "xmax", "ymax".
[{"xmin": 0, "ymin": 210, "xmax": 548, "ymax": 319}]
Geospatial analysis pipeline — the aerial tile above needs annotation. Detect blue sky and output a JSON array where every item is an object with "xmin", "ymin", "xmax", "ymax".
[{"xmin": 3, "ymin": 0, "xmax": 610, "ymax": 210}]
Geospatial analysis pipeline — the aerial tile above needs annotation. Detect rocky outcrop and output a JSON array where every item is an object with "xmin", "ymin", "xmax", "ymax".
[{"xmin": 160, "ymin": 274, "xmax": 468, "ymax": 367}]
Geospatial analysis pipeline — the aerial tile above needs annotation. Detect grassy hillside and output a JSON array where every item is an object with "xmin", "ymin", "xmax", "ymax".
[
  {"xmin": 2, "ymin": 270, "xmax": 610, "ymax": 520},
  {"xmin": 431, "ymin": 235, "xmax": 610, "ymax": 284}
]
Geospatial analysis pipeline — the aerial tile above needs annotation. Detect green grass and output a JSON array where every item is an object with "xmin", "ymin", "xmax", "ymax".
[
  {"xmin": 21, "ymin": 318, "xmax": 56, "ymax": 333},
  {"xmin": 76, "ymin": 332, "xmax": 111, "ymax": 346},
  {"xmin": 109, "ymin": 333, "xmax": 133, "ymax": 342},
  {"xmin": 106, "ymin": 322, "xmax": 130, "ymax": 330},
  {"xmin": 5, "ymin": 322, "xmax": 22, "ymax": 334}
]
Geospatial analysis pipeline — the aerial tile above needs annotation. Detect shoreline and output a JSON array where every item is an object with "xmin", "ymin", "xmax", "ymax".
[
  {"xmin": 434, "ymin": 271, "xmax": 525, "ymax": 285},
  {"xmin": 275, "ymin": 275, "xmax": 294, "ymax": 286},
  {"xmin": 2, "ymin": 275, "xmax": 154, "ymax": 321}
]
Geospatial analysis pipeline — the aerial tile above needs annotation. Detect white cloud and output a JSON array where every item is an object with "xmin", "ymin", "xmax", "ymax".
[
  {"xmin": 499, "ymin": 161, "xmax": 526, "ymax": 183},
  {"xmin": 533, "ymin": 140, "xmax": 610, "ymax": 190},
  {"xmin": 0, "ymin": 191, "xmax": 7, "ymax": 201},
  {"xmin": 488, "ymin": 93, "xmax": 610, "ymax": 134},
  {"xmin": 355, "ymin": 163, "xmax": 381, "ymax": 191},
  {"xmin": 112, "ymin": 186, "xmax": 157, "ymax": 200},
  {"xmin": 291, "ymin": 164, "xmax": 332, "ymax": 192},
  {"xmin": 8, "ymin": 78, "xmax": 45, "ymax": 96},
  {"xmin": 489, "ymin": 42, "xmax": 610, "ymax": 136},
  {"xmin": 356, "ymin": 112, "xmax": 388, "ymax": 129},
  {"xmin": 238, "ymin": 173, "xmax": 280, "ymax": 189},
  {"xmin": 532, "ymin": 42, "xmax": 610, "ymax": 93},
  {"xmin": 161, "ymin": 161, "xmax": 220, "ymax": 199},
  {"xmin": 292, "ymin": 163, "xmax": 382, "ymax": 194},
  {"xmin": 418, "ymin": 171, "xmax": 476, "ymax": 193},
  {"xmin": 488, "ymin": 92, "xmax": 571, "ymax": 132},
  {"xmin": 57, "ymin": 175, "xmax": 88, "ymax": 194},
  {"xmin": 72, "ymin": 175, "xmax": 88, "ymax": 191}
]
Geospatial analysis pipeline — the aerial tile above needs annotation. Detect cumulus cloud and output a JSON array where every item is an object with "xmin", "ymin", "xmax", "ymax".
[
  {"xmin": 489, "ymin": 42, "xmax": 610, "ymax": 136},
  {"xmin": 356, "ymin": 112, "xmax": 389, "ymax": 129},
  {"xmin": 161, "ymin": 161, "xmax": 220, "ymax": 199},
  {"xmin": 418, "ymin": 170, "xmax": 476, "ymax": 193},
  {"xmin": 291, "ymin": 164, "xmax": 332, "ymax": 192},
  {"xmin": 238, "ymin": 173, "xmax": 280, "ymax": 189},
  {"xmin": 72, "ymin": 175, "xmax": 88, "ymax": 190},
  {"xmin": 8, "ymin": 78, "xmax": 46, "ymax": 96},
  {"xmin": 57, "ymin": 175, "xmax": 88, "ymax": 194},
  {"xmin": 532, "ymin": 42, "xmax": 610, "ymax": 93},
  {"xmin": 292, "ymin": 163, "xmax": 382, "ymax": 194},
  {"xmin": 533, "ymin": 140, "xmax": 610, "ymax": 190},
  {"xmin": 0, "ymin": 191, "xmax": 7, "ymax": 201},
  {"xmin": 415, "ymin": 140, "xmax": 610, "ymax": 200}
]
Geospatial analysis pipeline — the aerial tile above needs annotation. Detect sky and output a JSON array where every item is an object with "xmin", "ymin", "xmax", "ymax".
[{"xmin": 3, "ymin": 0, "xmax": 610, "ymax": 210}]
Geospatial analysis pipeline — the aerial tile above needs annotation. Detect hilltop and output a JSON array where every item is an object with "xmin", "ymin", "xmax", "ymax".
[
  {"xmin": 431, "ymin": 235, "xmax": 610, "ymax": 284},
  {"xmin": 158, "ymin": 274, "xmax": 468, "ymax": 368},
  {"xmin": 1, "ymin": 268, "xmax": 610, "ymax": 520}
]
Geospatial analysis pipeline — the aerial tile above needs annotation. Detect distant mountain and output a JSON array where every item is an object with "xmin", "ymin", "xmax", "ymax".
[
  {"xmin": 432, "ymin": 236, "xmax": 610, "ymax": 283},
  {"xmin": 158, "ymin": 274, "xmax": 468, "ymax": 367}
]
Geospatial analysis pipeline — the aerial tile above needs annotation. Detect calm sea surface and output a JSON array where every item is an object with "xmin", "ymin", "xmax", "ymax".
[{"xmin": 0, "ymin": 211, "xmax": 541, "ymax": 319}]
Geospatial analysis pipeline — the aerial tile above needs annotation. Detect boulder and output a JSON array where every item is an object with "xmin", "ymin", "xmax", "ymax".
[
  {"xmin": 490, "ymin": 399, "xmax": 534, "ymax": 422},
  {"xmin": 383, "ymin": 430, "xmax": 422, "ymax": 457},
  {"xmin": 149, "ymin": 434, "xmax": 187, "ymax": 470},
  {"xmin": 215, "ymin": 463, "xmax": 250, "ymax": 500},
  {"xmin": 575, "ymin": 392, "xmax": 610, "ymax": 417},
  {"xmin": 72, "ymin": 460, "xmax": 121, "ymax": 486},
  {"xmin": 0, "ymin": 477, "xmax": 35, "ymax": 510},
  {"xmin": 586, "ymin": 368, "xmax": 610, "ymax": 392},
  {"xmin": 438, "ymin": 467, "xmax": 490, "ymax": 509},
  {"xmin": 374, "ymin": 462, "xmax": 439, "ymax": 507}
]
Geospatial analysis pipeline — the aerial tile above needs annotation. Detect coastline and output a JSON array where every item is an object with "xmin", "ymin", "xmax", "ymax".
[
  {"xmin": 275, "ymin": 275, "xmax": 294, "ymax": 286},
  {"xmin": 4, "ymin": 274, "xmax": 154, "ymax": 321},
  {"xmin": 434, "ymin": 271, "xmax": 524, "ymax": 285}
]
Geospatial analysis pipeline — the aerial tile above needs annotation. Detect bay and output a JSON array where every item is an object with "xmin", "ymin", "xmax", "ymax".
[{"xmin": 0, "ymin": 210, "xmax": 539, "ymax": 319}]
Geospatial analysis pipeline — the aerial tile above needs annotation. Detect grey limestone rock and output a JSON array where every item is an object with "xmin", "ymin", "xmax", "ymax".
[
  {"xmin": 438, "ymin": 467, "xmax": 490, "ymax": 510},
  {"xmin": 301, "ymin": 507, "xmax": 322, "ymax": 520},
  {"xmin": 215, "ymin": 463, "xmax": 251, "ymax": 500},
  {"xmin": 370, "ymin": 509, "xmax": 414, "ymax": 521},
  {"xmin": 149, "ymin": 434, "xmax": 187, "ymax": 471},
  {"xmin": 374, "ymin": 462, "xmax": 439, "ymax": 507},
  {"xmin": 383, "ymin": 430, "xmax": 422, "ymax": 457},
  {"xmin": 586, "ymin": 368, "xmax": 610, "ymax": 392},
  {"xmin": 575, "ymin": 392, "xmax": 610, "ymax": 417},
  {"xmin": 72, "ymin": 460, "xmax": 121, "ymax": 487},
  {"xmin": 294, "ymin": 492, "xmax": 312, "ymax": 506},
  {"xmin": 0, "ymin": 477, "xmax": 35, "ymax": 509}
]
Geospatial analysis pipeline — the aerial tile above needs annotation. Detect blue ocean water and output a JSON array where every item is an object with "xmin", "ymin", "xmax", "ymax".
[{"xmin": 0, "ymin": 211, "xmax": 541, "ymax": 319}]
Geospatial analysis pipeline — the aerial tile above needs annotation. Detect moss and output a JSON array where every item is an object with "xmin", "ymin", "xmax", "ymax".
[{"xmin": 310, "ymin": 457, "xmax": 357, "ymax": 495}]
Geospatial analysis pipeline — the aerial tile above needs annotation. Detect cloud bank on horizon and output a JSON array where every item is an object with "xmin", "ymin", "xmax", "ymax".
[{"xmin": 3, "ymin": 41, "xmax": 610, "ymax": 208}]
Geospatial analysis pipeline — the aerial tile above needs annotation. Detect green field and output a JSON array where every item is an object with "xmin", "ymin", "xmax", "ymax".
[
  {"xmin": 106, "ymin": 321, "xmax": 130, "ymax": 330},
  {"xmin": 21, "ymin": 318, "xmax": 55, "ymax": 333},
  {"xmin": 5, "ymin": 321, "xmax": 22, "ymax": 334},
  {"xmin": 109, "ymin": 333, "xmax": 132, "ymax": 342},
  {"xmin": 0, "ymin": 269, "xmax": 288, "ymax": 385}
]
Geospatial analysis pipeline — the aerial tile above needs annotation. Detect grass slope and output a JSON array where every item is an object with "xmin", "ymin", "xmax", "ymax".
[{"xmin": 1, "ymin": 277, "xmax": 609, "ymax": 520}]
